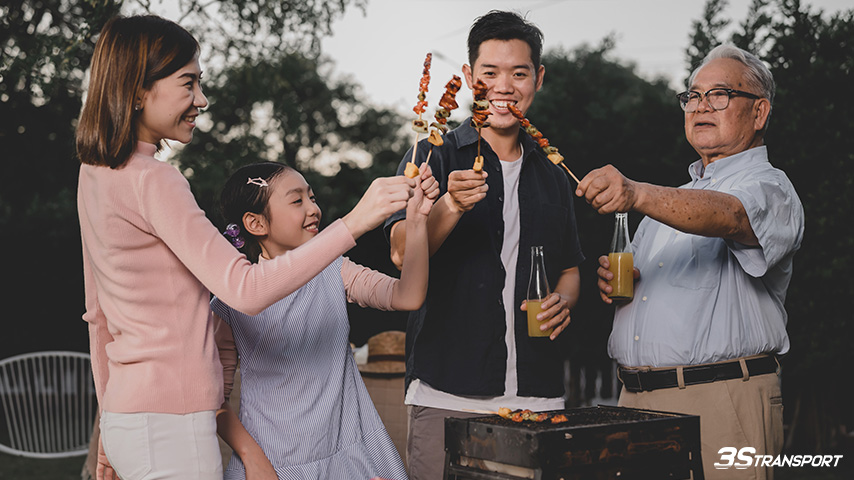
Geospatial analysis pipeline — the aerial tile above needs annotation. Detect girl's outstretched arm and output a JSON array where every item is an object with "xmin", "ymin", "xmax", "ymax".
[{"xmin": 390, "ymin": 165, "xmax": 436, "ymax": 310}]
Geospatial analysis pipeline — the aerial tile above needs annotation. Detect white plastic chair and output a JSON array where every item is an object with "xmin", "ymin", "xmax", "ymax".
[{"xmin": 0, "ymin": 351, "xmax": 97, "ymax": 458}]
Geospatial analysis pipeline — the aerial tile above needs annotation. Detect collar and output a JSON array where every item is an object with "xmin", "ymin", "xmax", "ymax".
[
  {"xmin": 688, "ymin": 145, "xmax": 769, "ymax": 181},
  {"xmin": 135, "ymin": 141, "xmax": 158, "ymax": 157}
]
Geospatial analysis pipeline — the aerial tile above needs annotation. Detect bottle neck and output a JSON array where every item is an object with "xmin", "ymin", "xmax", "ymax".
[{"xmin": 611, "ymin": 213, "xmax": 632, "ymax": 253}]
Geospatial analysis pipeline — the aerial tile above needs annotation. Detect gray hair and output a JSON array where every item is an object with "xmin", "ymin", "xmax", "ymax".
[{"xmin": 689, "ymin": 44, "xmax": 776, "ymax": 107}]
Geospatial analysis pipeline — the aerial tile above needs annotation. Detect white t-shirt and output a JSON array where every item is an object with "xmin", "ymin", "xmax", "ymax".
[{"xmin": 405, "ymin": 145, "xmax": 565, "ymax": 412}]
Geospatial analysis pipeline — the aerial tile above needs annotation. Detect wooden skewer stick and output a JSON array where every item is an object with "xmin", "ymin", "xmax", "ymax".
[
  {"xmin": 409, "ymin": 131, "xmax": 420, "ymax": 166},
  {"xmin": 560, "ymin": 161, "xmax": 581, "ymax": 184},
  {"xmin": 460, "ymin": 408, "xmax": 498, "ymax": 415},
  {"xmin": 424, "ymin": 146, "xmax": 434, "ymax": 166}
]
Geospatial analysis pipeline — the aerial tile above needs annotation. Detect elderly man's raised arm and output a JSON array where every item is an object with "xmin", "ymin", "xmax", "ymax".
[{"xmin": 577, "ymin": 165, "xmax": 758, "ymax": 246}]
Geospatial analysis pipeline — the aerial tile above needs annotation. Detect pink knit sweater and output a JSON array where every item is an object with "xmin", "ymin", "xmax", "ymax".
[{"xmin": 77, "ymin": 142, "xmax": 356, "ymax": 414}]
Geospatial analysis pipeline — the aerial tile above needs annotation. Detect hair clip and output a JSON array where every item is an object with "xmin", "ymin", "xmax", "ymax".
[
  {"xmin": 247, "ymin": 177, "xmax": 269, "ymax": 187},
  {"xmin": 223, "ymin": 223, "xmax": 245, "ymax": 249}
]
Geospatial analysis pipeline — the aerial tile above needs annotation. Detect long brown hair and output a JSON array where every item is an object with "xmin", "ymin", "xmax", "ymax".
[{"xmin": 76, "ymin": 15, "xmax": 199, "ymax": 168}]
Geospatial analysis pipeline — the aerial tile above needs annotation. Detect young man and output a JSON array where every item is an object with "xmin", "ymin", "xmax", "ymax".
[{"xmin": 384, "ymin": 11, "xmax": 584, "ymax": 480}]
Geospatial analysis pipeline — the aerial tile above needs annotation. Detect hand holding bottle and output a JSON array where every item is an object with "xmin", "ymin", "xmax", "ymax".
[{"xmin": 525, "ymin": 246, "xmax": 555, "ymax": 337}]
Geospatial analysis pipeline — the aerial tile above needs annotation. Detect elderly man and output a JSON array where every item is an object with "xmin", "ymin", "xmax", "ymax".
[{"xmin": 576, "ymin": 44, "xmax": 803, "ymax": 480}]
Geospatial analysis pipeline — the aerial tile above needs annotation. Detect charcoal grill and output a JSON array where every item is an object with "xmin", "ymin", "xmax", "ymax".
[{"xmin": 443, "ymin": 406, "xmax": 703, "ymax": 480}]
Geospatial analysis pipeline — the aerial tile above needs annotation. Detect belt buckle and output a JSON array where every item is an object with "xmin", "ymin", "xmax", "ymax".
[{"xmin": 622, "ymin": 366, "xmax": 650, "ymax": 392}]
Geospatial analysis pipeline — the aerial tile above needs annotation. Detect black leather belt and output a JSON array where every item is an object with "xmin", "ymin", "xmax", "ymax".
[{"xmin": 619, "ymin": 355, "xmax": 779, "ymax": 393}]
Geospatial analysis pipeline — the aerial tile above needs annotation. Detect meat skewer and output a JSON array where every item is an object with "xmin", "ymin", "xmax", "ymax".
[
  {"xmin": 424, "ymin": 75, "xmax": 462, "ymax": 166},
  {"xmin": 406, "ymin": 53, "xmax": 433, "ymax": 178},
  {"xmin": 506, "ymin": 104, "xmax": 581, "ymax": 184},
  {"xmin": 470, "ymin": 79, "xmax": 491, "ymax": 172}
]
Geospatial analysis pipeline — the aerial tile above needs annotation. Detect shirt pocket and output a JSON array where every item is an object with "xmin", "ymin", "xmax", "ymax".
[
  {"xmin": 100, "ymin": 412, "xmax": 153, "ymax": 480},
  {"xmin": 667, "ymin": 234, "xmax": 725, "ymax": 290}
]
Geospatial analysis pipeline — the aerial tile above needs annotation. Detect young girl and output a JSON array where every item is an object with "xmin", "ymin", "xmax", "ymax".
[
  {"xmin": 76, "ymin": 15, "xmax": 418, "ymax": 479},
  {"xmin": 212, "ymin": 161, "xmax": 435, "ymax": 480}
]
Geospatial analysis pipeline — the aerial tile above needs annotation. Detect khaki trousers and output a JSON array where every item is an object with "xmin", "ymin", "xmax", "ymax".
[
  {"xmin": 618, "ymin": 372, "xmax": 783, "ymax": 480},
  {"xmin": 406, "ymin": 405, "xmax": 486, "ymax": 480}
]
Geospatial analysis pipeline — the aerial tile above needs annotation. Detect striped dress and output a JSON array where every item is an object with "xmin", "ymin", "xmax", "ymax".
[{"xmin": 212, "ymin": 257, "xmax": 408, "ymax": 480}]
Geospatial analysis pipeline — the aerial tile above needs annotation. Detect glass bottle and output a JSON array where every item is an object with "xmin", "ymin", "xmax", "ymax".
[
  {"xmin": 527, "ymin": 246, "xmax": 553, "ymax": 337},
  {"xmin": 608, "ymin": 212, "xmax": 634, "ymax": 301}
]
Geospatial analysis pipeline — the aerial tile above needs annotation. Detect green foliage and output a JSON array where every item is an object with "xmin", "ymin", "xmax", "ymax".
[
  {"xmin": 1, "ymin": 0, "xmax": 120, "ymax": 226},
  {"xmin": 688, "ymin": 0, "xmax": 854, "ymax": 453},
  {"xmin": 127, "ymin": 0, "xmax": 366, "ymax": 63},
  {"xmin": 731, "ymin": 0, "xmax": 773, "ymax": 53},
  {"xmin": 0, "ymin": 0, "xmax": 378, "ymax": 359},
  {"xmin": 1, "ymin": 0, "xmax": 121, "ymax": 356},
  {"xmin": 685, "ymin": 0, "xmax": 731, "ymax": 75},
  {"xmin": 172, "ymin": 52, "xmax": 406, "ymax": 224}
]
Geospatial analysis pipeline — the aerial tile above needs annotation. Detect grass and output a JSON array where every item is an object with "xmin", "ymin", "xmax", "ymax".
[{"xmin": 0, "ymin": 452, "xmax": 85, "ymax": 480}]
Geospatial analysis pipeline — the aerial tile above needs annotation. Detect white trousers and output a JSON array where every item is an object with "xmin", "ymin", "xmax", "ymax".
[{"xmin": 101, "ymin": 410, "xmax": 223, "ymax": 480}]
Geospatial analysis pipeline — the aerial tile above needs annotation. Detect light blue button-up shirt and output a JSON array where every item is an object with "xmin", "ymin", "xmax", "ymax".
[{"xmin": 609, "ymin": 146, "xmax": 804, "ymax": 368}]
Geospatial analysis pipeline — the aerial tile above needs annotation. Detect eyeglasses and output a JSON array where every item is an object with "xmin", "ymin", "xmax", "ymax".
[{"xmin": 676, "ymin": 88, "xmax": 761, "ymax": 113}]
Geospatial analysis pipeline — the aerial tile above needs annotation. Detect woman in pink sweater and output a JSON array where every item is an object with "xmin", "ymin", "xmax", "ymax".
[{"xmin": 76, "ymin": 15, "xmax": 414, "ymax": 480}]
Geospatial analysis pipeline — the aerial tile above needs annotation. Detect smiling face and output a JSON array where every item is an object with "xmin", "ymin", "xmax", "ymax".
[
  {"xmin": 463, "ymin": 38, "xmax": 545, "ymax": 135},
  {"xmin": 255, "ymin": 170, "xmax": 321, "ymax": 259},
  {"xmin": 684, "ymin": 58, "xmax": 770, "ymax": 165},
  {"xmin": 136, "ymin": 55, "xmax": 208, "ymax": 145}
]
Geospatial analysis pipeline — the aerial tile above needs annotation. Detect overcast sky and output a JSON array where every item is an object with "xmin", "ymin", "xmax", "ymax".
[{"xmin": 321, "ymin": 0, "xmax": 851, "ymax": 121}]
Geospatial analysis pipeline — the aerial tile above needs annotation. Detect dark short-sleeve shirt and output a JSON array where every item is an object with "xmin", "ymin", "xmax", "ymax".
[{"xmin": 383, "ymin": 119, "xmax": 585, "ymax": 397}]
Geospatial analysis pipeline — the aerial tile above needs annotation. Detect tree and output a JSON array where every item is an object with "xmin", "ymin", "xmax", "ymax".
[
  {"xmin": 685, "ymin": 0, "xmax": 731, "ymax": 73},
  {"xmin": 173, "ymin": 53, "xmax": 406, "ymax": 221},
  {"xmin": 1, "ymin": 0, "xmax": 122, "ymax": 356},
  {"xmin": 0, "ymin": 0, "xmax": 383, "ymax": 358},
  {"xmin": 687, "ymin": 0, "xmax": 854, "ymax": 455}
]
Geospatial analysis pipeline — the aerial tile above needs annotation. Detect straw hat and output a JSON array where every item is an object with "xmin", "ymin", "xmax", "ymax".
[{"xmin": 358, "ymin": 331, "xmax": 406, "ymax": 376}]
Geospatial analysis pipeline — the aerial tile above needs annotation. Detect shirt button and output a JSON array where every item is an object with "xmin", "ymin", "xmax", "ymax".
[
  {"xmin": 658, "ymin": 262, "xmax": 664, "ymax": 268},
  {"xmin": 634, "ymin": 336, "xmax": 640, "ymax": 341},
  {"xmin": 642, "ymin": 296, "xmax": 648, "ymax": 301},
  {"xmin": 498, "ymin": 195, "xmax": 504, "ymax": 202},
  {"xmin": 711, "ymin": 178, "xmax": 717, "ymax": 184}
]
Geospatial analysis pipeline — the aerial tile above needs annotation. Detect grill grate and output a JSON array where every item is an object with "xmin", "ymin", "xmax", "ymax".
[{"xmin": 443, "ymin": 406, "xmax": 704, "ymax": 480}]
